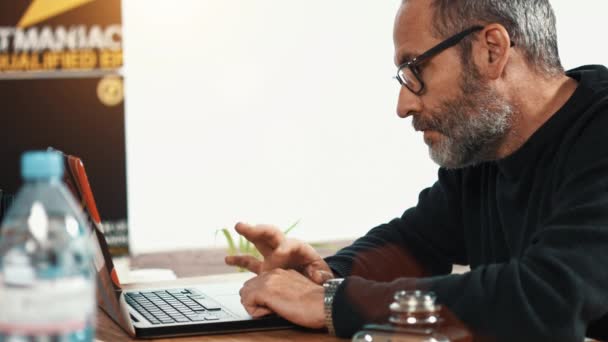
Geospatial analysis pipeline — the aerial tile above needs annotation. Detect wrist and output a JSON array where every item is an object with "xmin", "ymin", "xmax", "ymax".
[{"xmin": 323, "ymin": 277, "xmax": 345, "ymax": 335}]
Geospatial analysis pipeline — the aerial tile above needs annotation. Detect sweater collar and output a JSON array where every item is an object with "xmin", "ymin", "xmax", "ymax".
[{"xmin": 493, "ymin": 67, "xmax": 597, "ymax": 179}]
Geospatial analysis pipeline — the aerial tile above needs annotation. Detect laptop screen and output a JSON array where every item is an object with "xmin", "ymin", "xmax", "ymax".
[{"xmin": 61, "ymin": 152, "xmax": 133, "ymax": 334}]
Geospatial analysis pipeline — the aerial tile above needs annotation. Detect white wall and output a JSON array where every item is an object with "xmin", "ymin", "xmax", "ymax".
[
  {"xmin": 552, "ymin": 1, "xmax": 608, "ymax": 69},
  {"xmin": 122, "ymin": 0, "xmax": 608, "ymax": 254}
]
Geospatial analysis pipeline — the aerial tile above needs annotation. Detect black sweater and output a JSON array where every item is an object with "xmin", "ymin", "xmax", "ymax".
[{"xmin": 325, "ymin": 65, "xmax": 608, "ymax": 342}]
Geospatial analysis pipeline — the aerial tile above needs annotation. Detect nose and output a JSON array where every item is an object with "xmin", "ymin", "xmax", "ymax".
[{"xmin": 396, "ymin": 85, "xmax": 423, "ymax": 119}]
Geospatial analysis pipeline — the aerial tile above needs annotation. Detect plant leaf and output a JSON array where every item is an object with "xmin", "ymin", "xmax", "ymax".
[
  {"xmin": 251, "ymin": 246, "xmax": 261, "ymax": 259},
  {"xmin": 239, "ymin": 235, "xmax": 245, "ymax": 253},
  {"xmin": 283, "ymin": 219, "xmax": 300, "ymax": 235},
  {"xmin": 244, "ymin": 240, "xmax": 252, "ymax": 254},
  {"xmin": 218, "ymin": 228, "xmax": 237, "ymax": 256}
]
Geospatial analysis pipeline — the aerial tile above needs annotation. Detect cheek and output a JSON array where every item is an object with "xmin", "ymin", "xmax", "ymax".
[
  {"xmin": 420, "ymin": 88, "xmax": 461, "ymax": 123},
  {"xmin": 421, "ymin": 56, "xmax": 462, "ymax": 101},
  {"xmin": 423, "ymin": 95, "xmax": 468, "ymax": 136}
]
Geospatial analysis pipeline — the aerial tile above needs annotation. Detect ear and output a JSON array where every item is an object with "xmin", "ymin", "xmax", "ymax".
[{"xmin": 472, "ymin": 24, "xmax": 511, "ymax": 80}]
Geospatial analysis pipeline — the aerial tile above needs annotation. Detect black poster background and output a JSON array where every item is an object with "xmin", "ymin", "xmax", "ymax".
[{"xmin": 0, "ymin": 0, "xmax": 128, "ymax": 255}]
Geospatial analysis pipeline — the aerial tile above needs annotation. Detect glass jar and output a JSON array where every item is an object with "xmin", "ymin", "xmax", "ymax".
[{"xmin": 352, "ymin": 290, "xmax": 470, "ymax": 342}]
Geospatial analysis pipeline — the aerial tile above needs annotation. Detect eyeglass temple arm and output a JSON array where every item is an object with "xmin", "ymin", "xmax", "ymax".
[{"xmin": 411, "ymin": 26, "xmax": 485, "ymax": 65}]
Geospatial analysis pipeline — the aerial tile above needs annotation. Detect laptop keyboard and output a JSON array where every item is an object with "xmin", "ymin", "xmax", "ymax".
[{"xmin": 125, "ymin": 288, "xmax": 233, "ymax": 325}]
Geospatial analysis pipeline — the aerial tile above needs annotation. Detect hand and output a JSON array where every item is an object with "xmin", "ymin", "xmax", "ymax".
[
  {"xmin": 224, "ymin": 222, "xmax": 334, "ymax": 284},
  {"xmin": 239, "ymin": 268, "xmax": 326, "ymax": 329}
]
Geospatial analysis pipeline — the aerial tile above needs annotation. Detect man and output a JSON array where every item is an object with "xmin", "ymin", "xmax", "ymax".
[{"xmin": 225, "ymin": 0, "xmax": 608, "ymax": 340}]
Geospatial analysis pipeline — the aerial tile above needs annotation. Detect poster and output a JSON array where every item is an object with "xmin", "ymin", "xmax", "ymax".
[{"xmin": 0, "ymin": 0, "xmax": 128, "ymax": 255}]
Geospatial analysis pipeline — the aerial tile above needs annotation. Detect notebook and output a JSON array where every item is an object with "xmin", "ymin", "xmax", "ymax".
[{"xmin": 60, "ymin": 152, "xmax": 292, "ymax": 338}]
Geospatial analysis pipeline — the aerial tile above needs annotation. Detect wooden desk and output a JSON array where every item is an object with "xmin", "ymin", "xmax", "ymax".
[
  {"xmin": 96, "ymin": 246, "xmax": 350, "ymax": 341},
  {"xmin": 96, "ymin": 247, "xmax": 603, "ymax": 342}
]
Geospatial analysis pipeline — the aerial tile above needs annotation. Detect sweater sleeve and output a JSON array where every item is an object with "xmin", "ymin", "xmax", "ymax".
[
  {"xmin": 330, "ymin": 129, "xmax": 608, "ymax": 341},
  {"xmin": 325, "ymin": 167, "xmax": 468, "ymax": 280}
]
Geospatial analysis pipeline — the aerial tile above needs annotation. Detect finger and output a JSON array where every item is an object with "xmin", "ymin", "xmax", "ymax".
[
  {"xmin": 225, "ymin": 255, "xmax": 262, "ymax": 274},
  {"xmin": 239, "ymin": 280, "xmax": 272, "ymax": 317},
  {"xmin": 286, "ymin": 240, "xmax": 321, "ymax": 266},
  {"xmin": 303, "ymin": 260, "xmax": 334, "ymax": 284},
  {"xmin": 242, "ymin": 302, "xmax": 272, "ymax": 317},
  {"xmin": 235, "ymin": 223, "xmax": 284, "ymax": 249},
  {"xmin": 235, "ymin": 223, "xmax": 284, "ymax": 255},
  {"xmin": 249, "ymin": 306, "xmax": 273, "ymax": 318},
  {"xmin": 311, "ymin": 270, "xmax": 334, "ymax": 284}
]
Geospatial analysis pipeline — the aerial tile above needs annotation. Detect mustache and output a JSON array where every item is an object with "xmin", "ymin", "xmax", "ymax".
[{"xmin": 411, "ymin": 114, "xmax": 446, "ymax": 135}]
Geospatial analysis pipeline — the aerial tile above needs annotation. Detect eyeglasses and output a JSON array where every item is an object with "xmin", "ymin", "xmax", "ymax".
[{"xmin": 395, "ymin": 25, "xmax": 484, "ymax": 95}]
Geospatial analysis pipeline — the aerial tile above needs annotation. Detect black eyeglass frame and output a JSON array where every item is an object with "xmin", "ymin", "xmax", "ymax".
[{"xmin": 395, "ymin": 25, "xmax": 487, "ymax": 95}]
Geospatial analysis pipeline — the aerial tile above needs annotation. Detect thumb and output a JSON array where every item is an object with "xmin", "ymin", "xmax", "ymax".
[{"xmin": 311, "ymin": 270, "xmax": 334, "ymax": 284}]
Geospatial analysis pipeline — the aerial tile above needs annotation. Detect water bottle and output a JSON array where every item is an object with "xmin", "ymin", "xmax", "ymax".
[
  {"xmin": 352, "ymin": 290, "xmax": 471, "ymax": 342},
  {"xmin": 0, "ymin": 151, "xmax": 96, "ymax": 342}
]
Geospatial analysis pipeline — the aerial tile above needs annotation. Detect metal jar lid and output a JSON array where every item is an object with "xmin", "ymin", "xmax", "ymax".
[{"xmin": 389, "ymin": 290, "xmax": 442, "ymax": 326}]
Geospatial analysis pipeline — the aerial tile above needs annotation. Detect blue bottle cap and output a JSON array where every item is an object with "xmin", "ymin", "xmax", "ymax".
[{"xmin": 21, "ymin": 151, "xmax": 64, "ymax": 180}]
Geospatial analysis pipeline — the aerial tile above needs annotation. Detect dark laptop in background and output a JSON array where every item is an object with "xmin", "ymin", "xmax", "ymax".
[{"xmin": 60, "ymin": 151, "xmax": 293, "ymax": 338}]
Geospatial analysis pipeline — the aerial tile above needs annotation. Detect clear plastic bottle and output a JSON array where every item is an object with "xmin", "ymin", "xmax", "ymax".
[
  {"xmin": 0, "ymin": 151, "xmax": 96, "ymax": 342},
  {"xmin": 352, "ymin": 290, "xmax": 470, "ymax": 342}
]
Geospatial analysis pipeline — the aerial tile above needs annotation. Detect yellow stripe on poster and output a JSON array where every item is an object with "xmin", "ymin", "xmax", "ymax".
[{"xmin": 18, "ymin": 0, "xmax": 95, "ymax": 28}]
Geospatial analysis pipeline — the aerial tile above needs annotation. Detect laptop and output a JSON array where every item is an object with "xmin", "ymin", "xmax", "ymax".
[{"xmin": 60, "ymin": 152, "xmax": 293, "ymax": 338}]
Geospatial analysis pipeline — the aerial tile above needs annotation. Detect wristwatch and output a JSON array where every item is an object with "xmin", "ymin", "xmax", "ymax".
[{"xmin": 323, "ymin": 278, "xmax": 344, "ymax": 335}]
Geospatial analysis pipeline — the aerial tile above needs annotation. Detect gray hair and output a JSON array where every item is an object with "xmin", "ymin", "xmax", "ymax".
[{"xmin": 429, "ymin": 0, "xmax": 563, "ymax": 76}]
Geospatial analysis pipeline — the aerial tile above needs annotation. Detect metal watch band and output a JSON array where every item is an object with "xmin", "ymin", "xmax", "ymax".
[{"xmin": 323, "ymin": 278, "xmax": 344, "ymax": 335}]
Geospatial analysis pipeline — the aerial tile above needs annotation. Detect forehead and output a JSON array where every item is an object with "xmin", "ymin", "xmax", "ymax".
[{"xmin": 393, "ymin": 0, "xmax": 438, "ymax": 64}]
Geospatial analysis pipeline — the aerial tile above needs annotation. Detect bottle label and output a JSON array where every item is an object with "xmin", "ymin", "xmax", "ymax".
[{"xmin": 0, "ymin": 276, "xmax": 95, "ymax": 335}]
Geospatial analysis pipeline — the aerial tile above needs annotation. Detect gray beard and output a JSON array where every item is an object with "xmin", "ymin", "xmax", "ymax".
[{"xmin": 412, "ymin": 68, "xmax": 515, "ymax": 169}]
